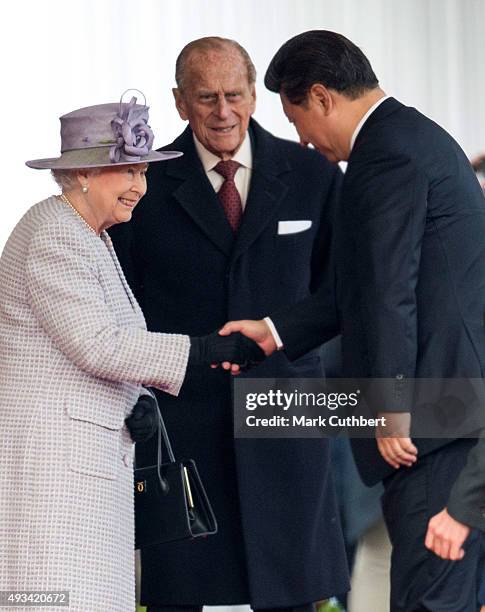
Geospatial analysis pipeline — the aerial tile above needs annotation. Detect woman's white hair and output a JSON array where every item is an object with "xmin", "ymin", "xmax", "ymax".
[{"xmin": 51, "ymin": 168, "xmax": 101, "ymax": 191}]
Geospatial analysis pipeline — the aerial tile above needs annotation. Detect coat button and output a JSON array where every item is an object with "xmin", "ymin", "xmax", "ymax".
[{"xmin": 122, "ymin": 453, "xmax": 132, "ymax": 467}]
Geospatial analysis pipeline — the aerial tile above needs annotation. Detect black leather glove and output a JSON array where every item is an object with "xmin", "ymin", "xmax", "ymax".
[
  {"xmin": 189, "ymin": 331, "xmax": 265, "ymax": 370},
  {"xmin": 125, "ymin": 394, "xmax": 159, "ymax": 443}
]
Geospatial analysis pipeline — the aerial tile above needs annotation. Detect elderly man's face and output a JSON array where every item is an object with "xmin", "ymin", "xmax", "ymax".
[{"xmin": 174, "ymin": 49, "xmax": 256, "ymax": 160}]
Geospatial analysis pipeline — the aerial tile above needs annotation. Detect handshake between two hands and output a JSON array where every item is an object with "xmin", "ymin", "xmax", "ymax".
[
  {"xmin": 125, "ymin": 319, "xmax": 273, "ymax": 443},
  {"xmin": 189, "ymin": 319, "xmax": 277, "ymax": 374}
]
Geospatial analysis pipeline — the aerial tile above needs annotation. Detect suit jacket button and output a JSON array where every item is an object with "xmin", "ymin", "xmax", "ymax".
[{"xmin": 122, "ymin": 453, "xmax": 132, "ymax": 467}]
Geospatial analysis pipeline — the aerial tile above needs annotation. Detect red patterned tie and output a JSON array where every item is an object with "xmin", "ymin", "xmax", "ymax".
[{"xmin": 214, "ymin": 160, "xmax": 243, "ymax": 232}]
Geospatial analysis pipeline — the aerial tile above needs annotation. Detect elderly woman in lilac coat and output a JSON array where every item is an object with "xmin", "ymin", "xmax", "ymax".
[{"xmin": 0, "ymin": 94, "xmax": 262, "ymax": 612}]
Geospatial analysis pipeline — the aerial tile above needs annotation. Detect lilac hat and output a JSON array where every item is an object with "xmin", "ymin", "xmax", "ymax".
[{"xmin": 26, "ymin": 92, "xmax": 182, "ymax": 169}]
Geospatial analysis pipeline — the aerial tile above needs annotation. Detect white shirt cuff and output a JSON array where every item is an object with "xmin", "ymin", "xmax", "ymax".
[{"xmin": 264, "ymin": 317, "xmax": 284, "ymax": 350}]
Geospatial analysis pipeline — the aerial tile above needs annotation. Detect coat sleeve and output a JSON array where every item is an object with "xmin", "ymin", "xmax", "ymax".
[
  {"xmin": 447, "ymin": 434, "xmax": 485, "ymax": 532},
  {"xmin": 25, "ymin": 220, "xmax": 190, "ymax": 395}
]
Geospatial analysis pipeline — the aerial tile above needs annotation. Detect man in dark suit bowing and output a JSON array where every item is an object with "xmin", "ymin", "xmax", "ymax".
[
  {"xmin": 221, "ymin": 30, "xmax": 485, "ymax": 612},
  {"xmin": 109, "ymin": 36, "xmax": 349, "ymax": 612}
]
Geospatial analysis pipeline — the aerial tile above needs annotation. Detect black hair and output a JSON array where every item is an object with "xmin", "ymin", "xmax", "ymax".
[{"xmin": 264, "ymin": 30, "xmax": 379, "ymax": 103}]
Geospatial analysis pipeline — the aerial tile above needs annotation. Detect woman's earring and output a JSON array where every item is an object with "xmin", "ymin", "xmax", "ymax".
[{"xmin": 82, "ymin": 185, "xmax": 88, "ymax": 193}]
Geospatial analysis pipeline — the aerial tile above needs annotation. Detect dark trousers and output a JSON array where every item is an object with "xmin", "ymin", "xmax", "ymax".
[
  {"xmin": 148, "ymin": 605, "xmax": 316, "ymax": 612},
  {"xmin": 382, "ymin": 438, "xmax": 484, "ymax": 612}
]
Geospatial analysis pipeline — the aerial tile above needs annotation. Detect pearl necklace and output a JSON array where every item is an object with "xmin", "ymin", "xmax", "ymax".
[{"xmin": 58, "ymin": 194, "xmax": 99, "ymax": 236}]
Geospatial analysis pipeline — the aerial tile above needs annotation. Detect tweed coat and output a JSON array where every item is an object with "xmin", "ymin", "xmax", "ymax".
[
  {"xmin": 0, "ymin": 196, "xmax": 189, "ymax": 612},
  {"xmin": 109, "ymin": 120, "xmax": 350, "ymax": 608}
]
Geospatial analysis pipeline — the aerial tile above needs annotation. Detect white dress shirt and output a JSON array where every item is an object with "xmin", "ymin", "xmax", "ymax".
[
  {"xmin": 193, "ymin": 132, "xmax": 253, "ymax": 209},
  {"xmin": 349, "ymin": 95, "xmax": 389, "ymax": 152}
]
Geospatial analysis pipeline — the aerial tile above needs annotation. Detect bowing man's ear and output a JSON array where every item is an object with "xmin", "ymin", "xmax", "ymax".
[{"xmin": 308, "ymin": 84, "xmax": 334, "ymax": 116}]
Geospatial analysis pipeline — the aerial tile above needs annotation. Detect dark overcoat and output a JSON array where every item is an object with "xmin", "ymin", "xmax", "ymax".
[{"xmin": 109, "ymin": 119, "xmax": 350, "ymax": 607}]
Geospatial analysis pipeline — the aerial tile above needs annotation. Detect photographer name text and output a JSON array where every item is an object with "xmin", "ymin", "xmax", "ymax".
[{"xmin": 245, "ymin": 414, "xmax": 386, "ymax": 428}]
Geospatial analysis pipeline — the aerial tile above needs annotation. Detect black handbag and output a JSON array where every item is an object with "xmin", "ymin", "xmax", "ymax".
[{"xmin": 134, "ymin": 397, "xmax": 218, "ymax": 548}]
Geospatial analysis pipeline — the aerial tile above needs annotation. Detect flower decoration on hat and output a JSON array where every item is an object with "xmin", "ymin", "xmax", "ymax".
[{"xmin": 109, "ymin": 96, "xmax": 154, "ymax": 163}]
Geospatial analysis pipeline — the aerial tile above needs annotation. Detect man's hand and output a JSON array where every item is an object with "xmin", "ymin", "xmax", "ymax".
[
  {"xmin": 376, "ymin": 412, "xmax": 418, "ymax": 469},
  {"xmin": 425, "ymin": 508, "xmax": 470, "ymax": 560},
  {"xmin": 216, "ymin": 319, "xmax": 277, "ymax": 374}
]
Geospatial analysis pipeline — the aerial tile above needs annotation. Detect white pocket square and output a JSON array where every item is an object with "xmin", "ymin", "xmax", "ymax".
[{"xmin": 277, "ymin": 220, "xmax": 312, "ymax": 235}]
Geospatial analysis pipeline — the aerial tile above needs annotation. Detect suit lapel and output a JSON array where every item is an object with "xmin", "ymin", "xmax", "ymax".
[
  {"xmin": 165, "ymin": 127, "xmax": 234, "ymax": 256},
  {"xmin": 231, "ymin": 120, "xmax": 291, "ymax": 262},
  {"xmin": 164, "ymin": 122, "xmax": 291, "ymax": 260}
]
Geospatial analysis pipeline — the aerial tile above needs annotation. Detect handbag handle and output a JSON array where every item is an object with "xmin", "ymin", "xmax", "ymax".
[
  {"xmin": 154, "ymin": 395, "xmax": 176, "ymax": 463},
  {"xmin": 154, "ymin": 393, "xmax": 176, "ymax": 494},
  {"xmin": 133, "ymin": 391, "xmax": 176, "ymax": 494}
]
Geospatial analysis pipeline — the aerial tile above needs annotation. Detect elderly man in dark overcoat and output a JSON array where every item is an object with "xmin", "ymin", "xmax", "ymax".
[{"xmin": 109, "ymin": 36, "xmax": 349, "ymax": 612}]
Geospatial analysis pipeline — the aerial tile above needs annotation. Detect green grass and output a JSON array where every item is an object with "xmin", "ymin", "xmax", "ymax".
[{"xmin": 317, "ymin": 599, "xmax": 345, "ymax": 612}]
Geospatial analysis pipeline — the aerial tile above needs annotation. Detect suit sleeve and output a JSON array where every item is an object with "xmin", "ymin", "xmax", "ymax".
[
  {"xmin": 270, "ymin": 165, "xmax": 342, "ymax": 357},
  {"xmin": 25, "ymin": 221, "xmax": 190, "ymax": 395},
  {"xmin": 309, "ymin": 163, "xmax": 342, "ymax": 294},
  {"xmin": 346, "ymin": 156, "xmax": 428, "ymax": 411},
  {"xmin": 447, "ymin": 434, "xmax": 485, "ymax": 532}
]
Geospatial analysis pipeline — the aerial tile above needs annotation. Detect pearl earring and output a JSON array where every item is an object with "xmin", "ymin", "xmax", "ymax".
[{"xmin": 82, "ymin": 185, "xmax": 88, "ymax": 193}]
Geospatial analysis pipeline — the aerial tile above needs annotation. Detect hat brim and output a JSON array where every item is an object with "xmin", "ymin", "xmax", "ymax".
[{"xmin": 26, "ymin": 148, "xmax": 182, "ymax": 169}]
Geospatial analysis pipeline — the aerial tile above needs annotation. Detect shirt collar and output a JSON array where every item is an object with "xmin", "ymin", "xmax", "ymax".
[
  {"xmin": 193, "ymin": 130, "xmax": 252, "ymax": 171},
  {"xmin": 349, "ymin": 95, "xmax": 390, "ymax": 152}
]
